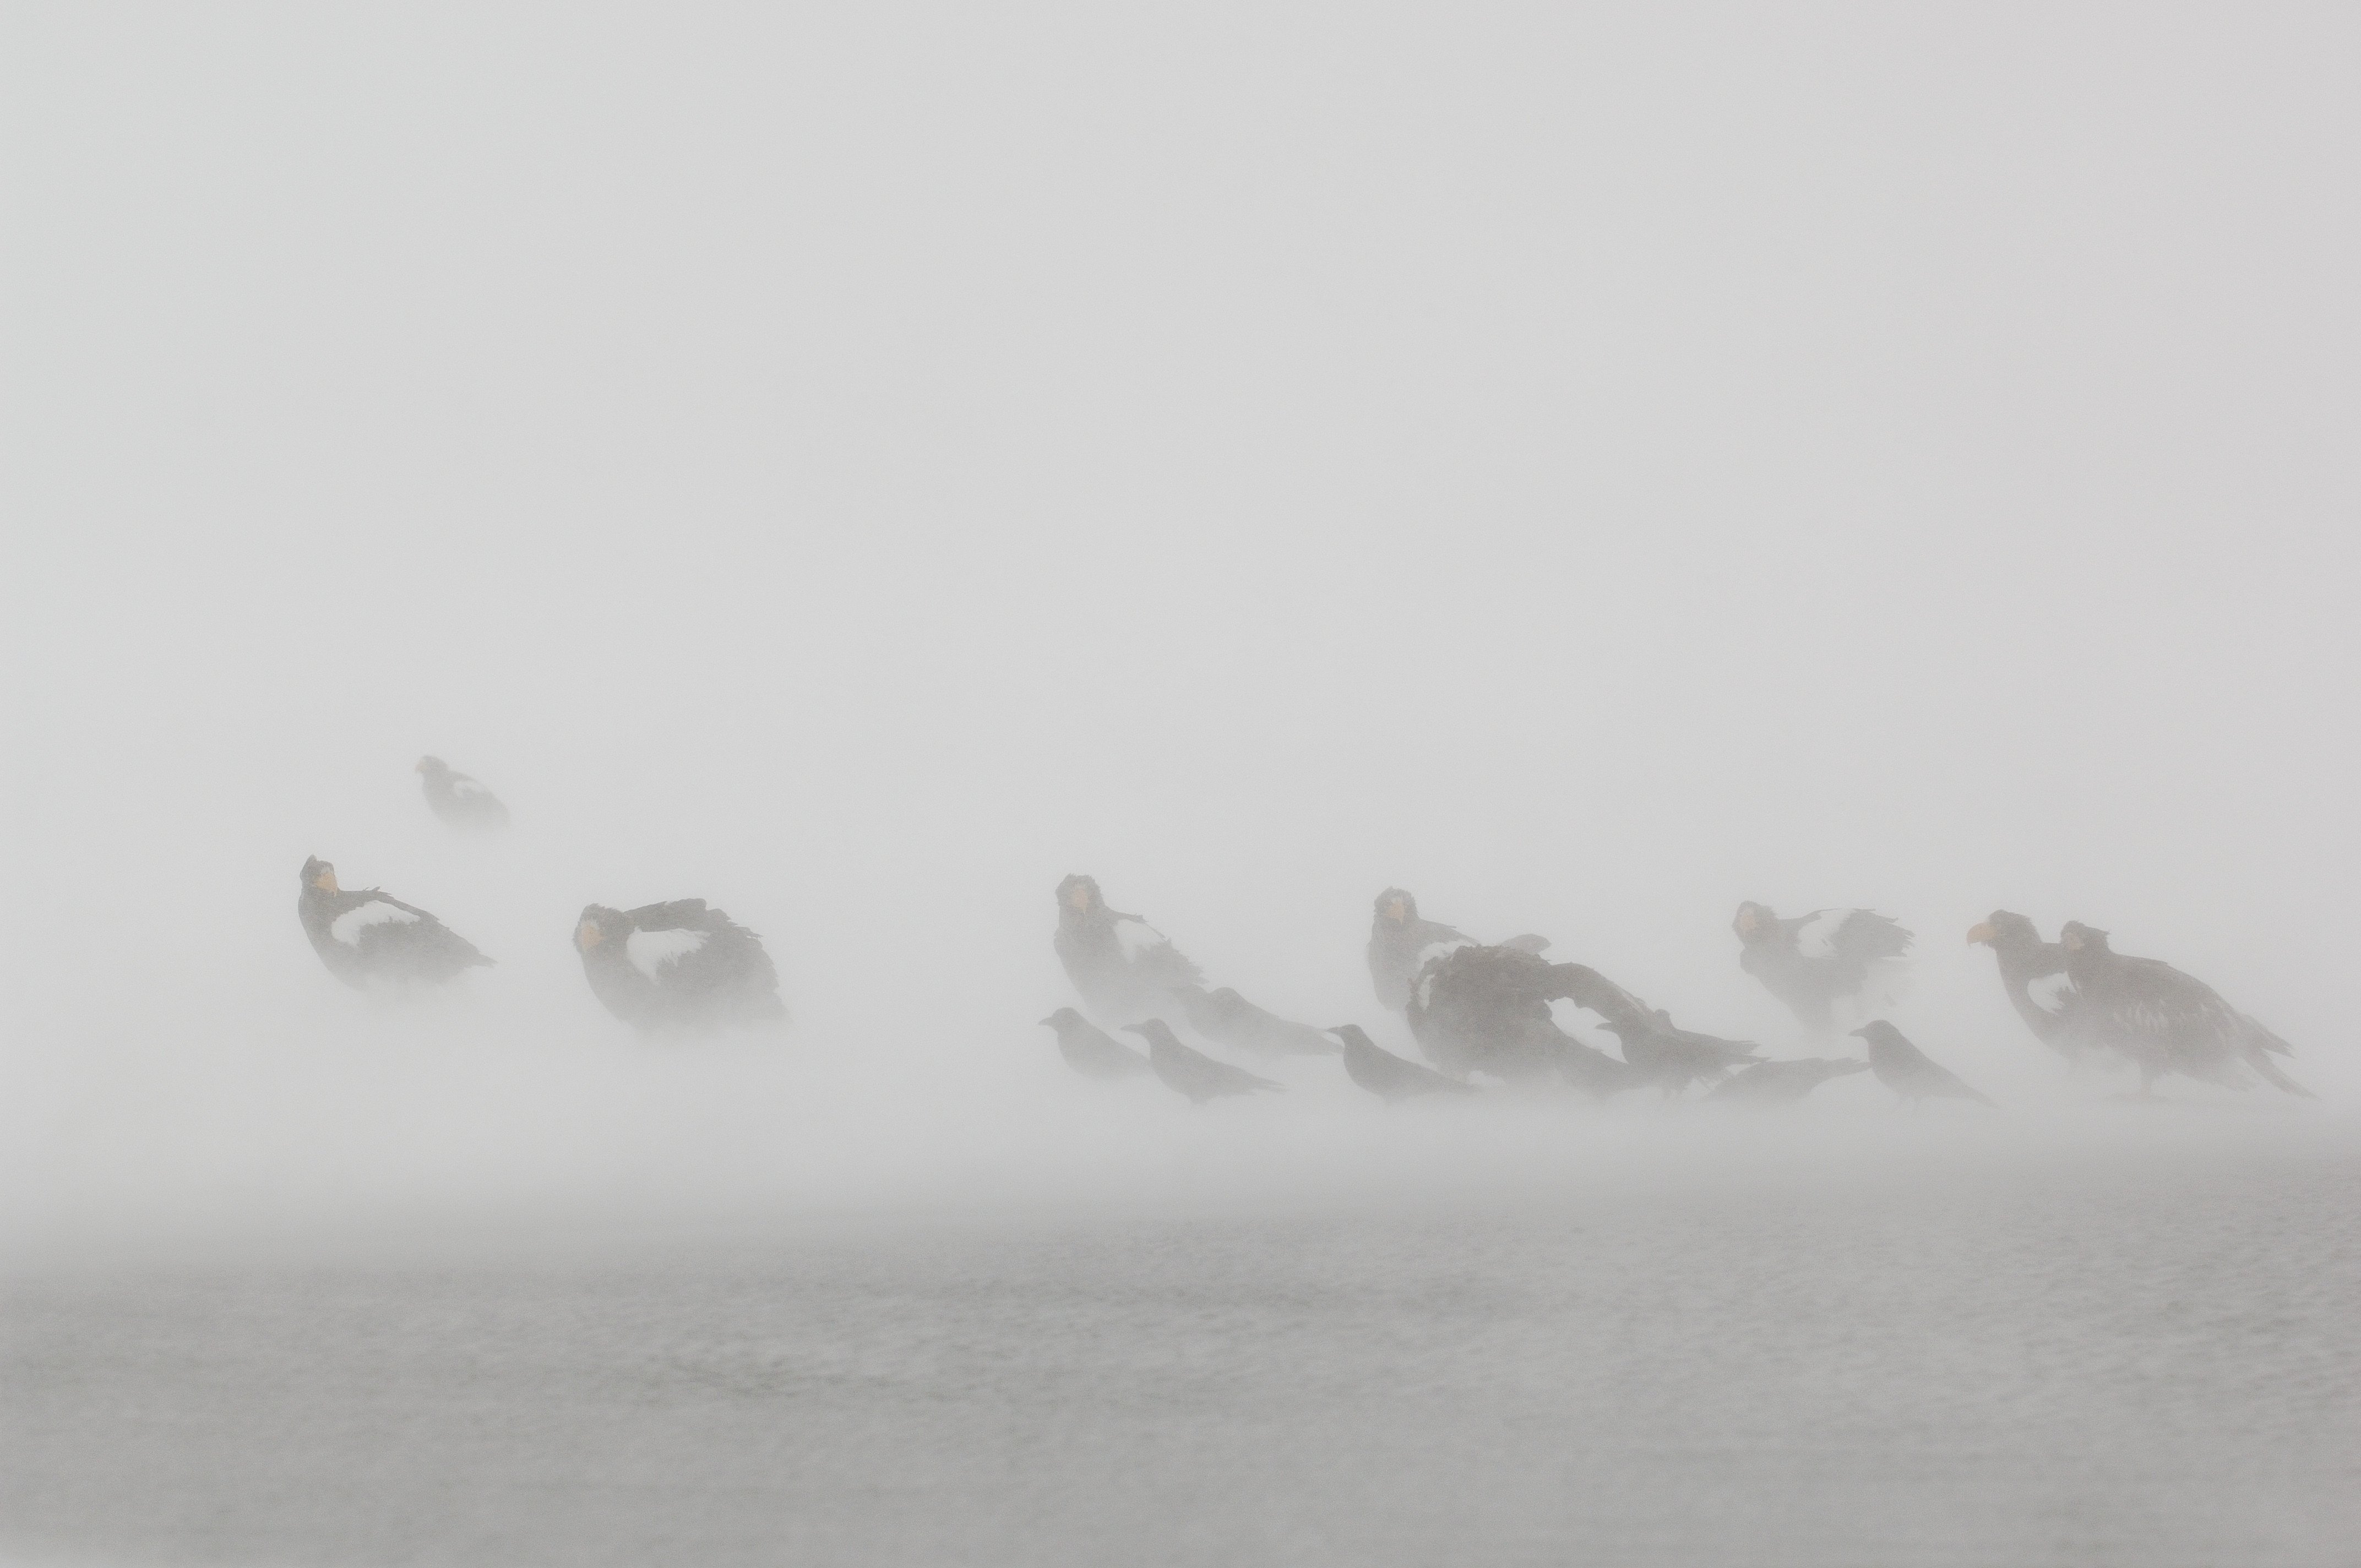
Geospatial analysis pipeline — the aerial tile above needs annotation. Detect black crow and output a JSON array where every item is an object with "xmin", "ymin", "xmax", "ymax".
[
  {"xmin": 1600, "ymin": 1009, "xmax": 1765, "ymax": 1096},
  {"xmin": 1329, "ymin": 1023, "xmax": 1478, "ymax": 1102},
  {"xmin": 1705, "ymin": 1058, "xmax": 1869, "ymax": 1103},
  {"xmin": 1404, "ymin": 942, "xmax": 1649, "ymax": 1096},
  {"xmin": 1366, "ymin": 887, "xmax": 1548, "ymax": 1012},
  {"xmin": 574, "ymin": 900, "xmax": 786, "ymax": 1034},
  {"xmin": 1040, "ymin": 1007, "xmax": 1152, "ymax": 1079},
  {"xmin": 1853, "ymin": 1021, "xmax": 1996, "ymax": 1107},
  {"xmin": 1170, "ymin": 982, "xmax": 1341, "ymax": 1057},
  {"xmin": 2059, "ymin": 922, "xmax": 2312, "ymax": 1098},
  {"xmin": 1732, "ymin": 901, "xmax": 1912, "ymax": 1035},
  {"xmin": 296, "ymin": 857, "xmax": 492, "ymax": 988},
  {"xmin": 1053, "ymin": 875, "xmax": 1203, "ymax": 1022},
  {"xmin": 1967, "ymin": 912, "xmax": 2087, "ymax": 1060},
  {"xmin": 1124, "ymin": 1020, "xmax": 1284, "ymax": 1104},
  {"xmin": 415, "ymin": 756, "xmax": 509, "ymax": 831}
]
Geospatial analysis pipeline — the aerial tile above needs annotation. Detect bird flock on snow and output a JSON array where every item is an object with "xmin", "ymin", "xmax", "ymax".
[{"xmin": 304, "ymin": 756, "xmax": 2316, "ymax": 1107}]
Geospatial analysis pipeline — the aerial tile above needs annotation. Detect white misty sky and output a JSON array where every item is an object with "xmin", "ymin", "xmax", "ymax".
[{"xmin": 4, "ymin": 5, "xmax": 2357, "ymax": 1156}]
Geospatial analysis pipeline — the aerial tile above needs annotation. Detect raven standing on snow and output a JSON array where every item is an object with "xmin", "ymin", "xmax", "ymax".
[
  {"xmin": 1330, "ymin": 1023, "xmax": 1478, "ymax": 1103},
  {"xmin": 1853, "ymin": 1020, "xmax": 1995, "ymax": 1107},
  {"xmin": 1053, "ymin": 875, "xmax": 1204, "ymax": 1022},
  {"xmin": 297, "ymin": 857, "xmax": 492, "ymax": 988},
  {"xmin": 1170, "ymin": 982, "xmax": 1341, "ymax": 1058},
  {"xmin": 1124, "ymin": 1020, "xmax": 1285, "ymax": 1104},
  {"xmin": 2058, "ymin": 922, "xmax": 2311, "ymax": 1098},
  {"xmin": 1732, "ymin": 902, "xmax": 1912, "ymax": 1035},
  {"xmin": 1598, "ymin": 1010, "xmax": 1765, "ymax": 1097},
  {"xmin": 574, "ymin": 900, "xmax": 786, "ymax": 1033},
  {"xmin": 415, "ymin": 756, "xmax": 510, "ymax": 831},
  {"xmin": 1040, "ymin": 1007, "xmax": 1152, "ymax": 1079},
  {"xmin": 1967, "ymin": 912, "xmax": 2085, "ymax": 1060},
  {"xmin": 1706, "ymin": 1057, "xmax": 1869, "ymax": 1104}
]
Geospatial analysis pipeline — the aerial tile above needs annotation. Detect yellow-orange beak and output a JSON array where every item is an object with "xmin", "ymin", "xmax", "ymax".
[
  {"xmin": 2061, "ymin": 930, "xmax": 2083, "ymax": 952},
  {"xmin": 576, "ymin": 921, "xmax": 602, "ymax": 948},
  {"xmin": 1066, "ymin": 888, "xmax": 1091, "ymax": 910},
  {"xmin": 1966, "ymin": 922, "xmax": 1995, "ymax": 945},
  {"xmin": 312, "ymin": 870, "xmax": 338, "ymax": 892},
  {"xmin": 1384, "ymin": 900, "xmax": 1406, "ymax": 921}
]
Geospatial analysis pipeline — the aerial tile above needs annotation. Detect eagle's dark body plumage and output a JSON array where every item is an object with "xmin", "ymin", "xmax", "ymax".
[
  {"xmin": 1171, "ymin": 982, "xmax": 1340, "ymax": 1058},
  {"xmin": 1330, "ymin": 1023, "xmax": 1478, "ymax": 1103},
  {"xmin": 415, "ymin": 756, "xmax": 509, "ymax": 831},
  {"xmin": 296, "ymin": 857, "xmax": 492, "ymax": 988},
  {"xmin": 1053, "ymin": 875, "xmax": 1203, "ymax": 1023},
  {"xmin": 1040, "ymin": 1007, "xmax": 1152, "ymax": 1079},
  {"xmin": 2059, "ymin": 923, "xmax": 2311, "ymax": 1098},
  {"xmin": 1124, "ymin": 1020, "xmax": 1283, "ymax": 1104},
  {"xmin": 1968, "ymin": 912, "xmax": 2085, "ymax": 1059},
  {"xmin": 1403, "ymin": 942, "xmax": 1646, "ymax": 1096},
  {"xmin": 1733, "ymin": 902, "xmax": 1913, "ymax": 1035},
  {"xmin": 573, "ymin": 900, "xmax": 785, "ymax": 1034}
]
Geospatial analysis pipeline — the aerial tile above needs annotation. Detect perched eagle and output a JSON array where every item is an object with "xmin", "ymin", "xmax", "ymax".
[
  {"xmin": 573, "ymin": 900, "xmax": 785, "ymax": 1034},
  {"xmin": 1967, "ymin": 912, "xmax": 2085, "ymax": 1060},
  {"xmin": 296, "ymin": 857, "xmax": 492, "ymax": 987},
  {"xmin": 1366, "ymin": 887, "xmax": 1547, "ymax": 1013},
  {"xmin": 2059, "ymin": 922, "xmax": 2311, "ymax": 1098},
  {"xmin": 415, "ymin": 756, "xmax": 509, "ymax": 831},
  {"xmin": 1732, "ymin": 902, "xmax": 1913, "ymax": 1035},
  {"xmin": 1052, "ymin": 874, "xmax": 1203, "ymax": 1022}
]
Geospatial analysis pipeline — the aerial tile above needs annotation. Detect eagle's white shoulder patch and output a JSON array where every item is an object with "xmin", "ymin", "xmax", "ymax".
[
  {"xmin": 1113, "ymin": 919, "xmax": 1167, "ymax": 961},
  {"xmin": 1793, "ymin": 910, "xmax": 1853, "ymax": 959},
  {"xmin": 627, "ymin": 926, "xmax": 709, "ymax": 979},
  {"xmin": 2027, "ymin": 971, "xmax": 2077, "ymax": 1015},
  {"xmin": 330, "ymin": 900, "xmax": 422, "ymax": 946}
]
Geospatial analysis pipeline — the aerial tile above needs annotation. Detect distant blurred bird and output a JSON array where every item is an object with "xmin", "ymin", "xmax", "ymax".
[
  {"xmin": 1053, "ymin": 875, "xmax": 1203, "ymax": 1022},
  {"xmin": 1853, "ymin": 1020, "xmax": 1995, "ymax": 1107},
  {"xmin": 1330, "ymin": 1023, "xmax": 1478, "ymax": 1103},
  {"xmin": 1600, "ymin": 1010, "xmax": 1765, "ymax": 1097},
  {"xmin": 1405, "ymin": 942, "xmax": 1649, "ymax": 1096},
  {"xmin": 1040, "ymin": 1007, "xmax": 1152, "ymax": 1079},
  {"xmin": 296, "ymin": 857, "xmax": 492, "ymax": 987},
  {"xmin": 1170, "ymin": 982, "xmax": 1340, "ymax": 1058},
  {"xmin": 1967, "ymin": 912, "xmax": 2085, "ymax": 1060},
  {"xmin": 1732, "ymin": 902, "xmax": 1912, "ymax": 1035},
  {"xmin": 1124, "ymin": 1020, "xmax": 1284, "ymax": 1104},
  {"xmin": 1366, "ymin": 888, "xmax": 1547, "ymax": 1013},
  {"xmin": 415, "ymin": 756, "xmax": 509, "ymax": 831},
  {"xmin": 2059, "ymin": 922, "xmax": 2312, "ymax": 1098},
  {"xmin": 573, "ymin": 900, "xmax": 785, "ymax": 1033},
  {"xmin": 1705, "ymin": 1057, "xmax": 1869, "ymax": 1104}
]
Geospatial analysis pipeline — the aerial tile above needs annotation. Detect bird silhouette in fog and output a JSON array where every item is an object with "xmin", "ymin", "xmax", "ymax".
[
  {"xmin": 1330, "ymin": 1023, "xmax": 1477, "ymax": 1103},
  {"xmin": 1053, "ymin": 875, "xmax": 1203, "ymax": 1023},
  {"xmin": 1967, "ymin": 912, "xmax": 2087, "ymax": 1061},
  {"xmin": 1600, "ymin": 1010, "xmax": 1765, "ymax": 1097},
  {"xmin": 1405, "ymin": 942, "xmax": 1647, "ymax": 1096},
  {"xmin": 1366, "ymin": 887, "xmax": 1547, "ymax": 1013},
  {"xmin": 415, "ymin": 755, "xmax": 510, "ymax": 830},
  {"xmin": 296, "ymin": 857, "xmax": 492, "ymax": 987},
  {"xmin": 1124, "ymin": 1019, "xmax": 1284, "ymax": 1104},
  {"xmin": 2059, "ymin": 922, "xmax": 2311, "ymax": 1098},
  {"xmin": 1040, "ymin": 1006, "xmax": 1151, "ymax": 1079},
  {"xmin": 1170, "ymin": 982, "xmax": 1341, "ymax": 1057},
  {"xmin": 574, "ymin": 900, "xmax": 786, "ymax": 1034},
  {"xmin": 1732, "ymin": 902, "xmax": 1913, "ymax": 1035},
  {"xmin": 1706, "ymin": 1057, "xmax": 1869, "ymax": 1103},
  {"xmin": 1853, "ymin": 1021, "xmax": 1996, "ymax": 1107}
]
